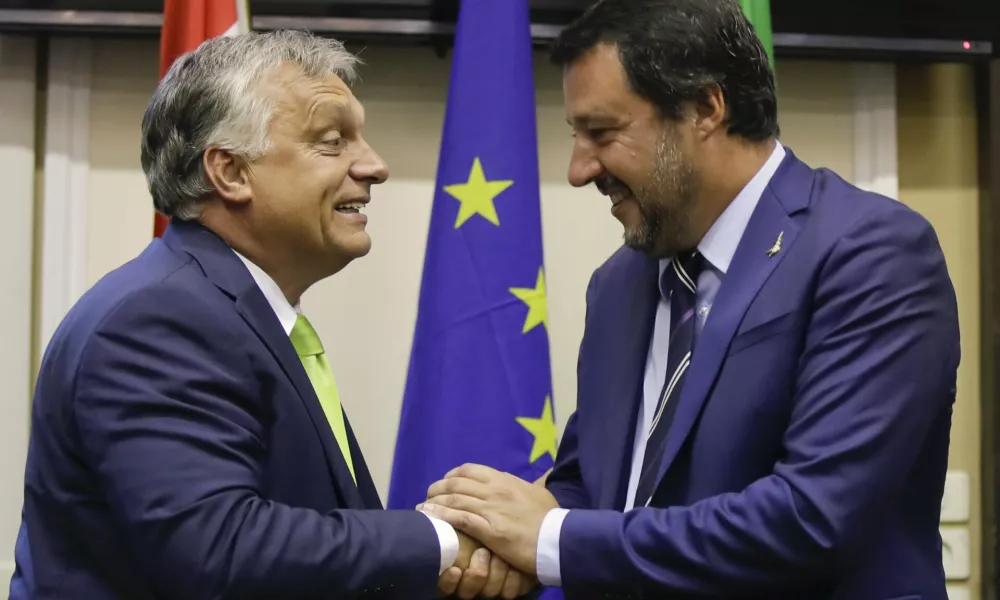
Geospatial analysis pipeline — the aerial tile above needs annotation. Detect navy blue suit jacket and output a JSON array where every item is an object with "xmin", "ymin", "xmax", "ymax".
[
  {"xmin": 12, "ymin": 221, "xmax": 442, "ymax": 599},
  {"xmin": 545, "ymin": 149, "xmax": 960, "ymax": 599}
]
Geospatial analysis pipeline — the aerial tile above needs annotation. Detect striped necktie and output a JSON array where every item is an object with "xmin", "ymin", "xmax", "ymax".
[
  {"xmin": 634, "ymin": 249, "xmax": 705, "ymax": 505},
  {"xmin": 289, "ymin": 314, "xmax": 356, "ymax": 482}
]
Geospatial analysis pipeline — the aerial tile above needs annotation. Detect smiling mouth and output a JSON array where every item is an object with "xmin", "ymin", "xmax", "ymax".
[
  {"xmin": 336, "ymin": 202, "xmax": 365, "ymax": 214},
  {"xmin": 608, "ymin": 189, "xmax": 633, "ymax": 206}
]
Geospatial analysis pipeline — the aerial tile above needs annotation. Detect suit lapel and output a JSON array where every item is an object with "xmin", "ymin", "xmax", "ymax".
[
  {"xmin": 597, "ymin": 253, "xmax": 659, "ymax": 510},
  {"xmin": 345, "ymin": 416, "xmax": 384, "ymax": 508},
  {"xmin": 235, "ymin": 292, "xmax": 366, "ymax": 508},
  {"xmin": 652, "ymin": 187, "xmax": 801, "ymax": 488},
  {"xmin": 162, "ymin": 220, "xmax": 365, "ymax": 509}
]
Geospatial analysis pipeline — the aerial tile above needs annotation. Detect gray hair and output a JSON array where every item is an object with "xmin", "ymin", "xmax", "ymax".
[{"xmin": 140, "ymin": 29, "xmax": 361, "ymax": 220}]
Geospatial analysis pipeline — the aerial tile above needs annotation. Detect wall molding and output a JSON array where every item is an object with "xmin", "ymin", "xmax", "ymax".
[
  {"xmin": 0, "ymin": 32, "xmax": 37, "ymax": 576},
  {"xmin": 39, "ymin": 37, "xmax": 91, "ymax": 356},
  {"xmin": 851, "ymin": 62, "xmax": 899, "ymax": 199}
]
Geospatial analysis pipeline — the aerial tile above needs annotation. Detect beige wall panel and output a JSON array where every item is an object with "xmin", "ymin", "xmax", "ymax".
[
  {"xmin": 898, "ymin": 62, "xmax": 981, "ymax": 599},
  {"xmin": 774, "ymin": 59, "xmax": 855, "ymax": 182},
  {"xmin": 0, "ymin": 34, "xmax": 36, "ymax": 581},
  {"xmin": 87, "ymin": 38, "xmax": 162, "ymax": 286}
]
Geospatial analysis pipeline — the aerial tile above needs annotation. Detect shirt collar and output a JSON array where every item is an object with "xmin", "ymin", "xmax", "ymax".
[
  {"xmin": 232, "ymin": 249, "xmax": 300, "ymax": 335},
  {"xmin": 657, "ymin": 141, "xmax": 786, "ymax": 293}
]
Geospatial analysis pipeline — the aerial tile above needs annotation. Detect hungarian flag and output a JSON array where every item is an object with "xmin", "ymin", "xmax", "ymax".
[
  {"xmin": 153, "ymin": 0, "xmax": 251, "ymax": 238},
  {"xmin": 738, "ymin": 0, "xmax": 774, "ymax": 69}
]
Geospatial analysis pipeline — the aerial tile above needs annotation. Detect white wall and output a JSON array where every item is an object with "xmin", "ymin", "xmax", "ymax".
[
  {"xmin": 80, "ymin": 38, "xmax": 862, "ymax": 498},
  {"xmin": 0, "ymin": 34, "xmax": 36, "ymax": 581}
]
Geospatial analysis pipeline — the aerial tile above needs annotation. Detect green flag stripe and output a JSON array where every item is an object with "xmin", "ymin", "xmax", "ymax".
[{"xmin": 738, "ymin": 0, "xmax": 774, "ymax": 68}]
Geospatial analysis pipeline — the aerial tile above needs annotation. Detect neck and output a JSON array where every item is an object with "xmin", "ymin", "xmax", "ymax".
[
  {"xmin": 689, "ymin": 137, "xmax": 776, "ymax": 244},
  {"xmin": 200, "ymin": 208, "xmax": 318, "ymax": 306}
]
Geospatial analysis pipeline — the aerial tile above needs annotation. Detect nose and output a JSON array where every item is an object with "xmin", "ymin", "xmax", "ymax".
[
  {"xmin": 351, "ymin": 138, "xmax": 390, "ymax": 185},
  {"xmin": 567, "ymin": 138, "xmax": 602, "ymax": 188}
]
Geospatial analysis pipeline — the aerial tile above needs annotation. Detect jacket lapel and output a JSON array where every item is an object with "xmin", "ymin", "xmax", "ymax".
[
  {"xmin": 235, "ymin": 291, "xmax": 366, "ymax": 509},
  {"xmin": 345, "ymin": 416, "xmax": 384, "ymax": 508},
  {"xmin": 162, "ymin": 220, "xmax": 365, "ymax": 509},
  {"xmin": 651, "ymin": 172, "xmax": 806, "ymax": 489},
  {"xmin": 596, "ymin": 252, "xmax": 660, "ymax": 510}
]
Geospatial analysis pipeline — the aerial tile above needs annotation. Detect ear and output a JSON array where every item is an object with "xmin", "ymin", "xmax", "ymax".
[
  {"xmin": 693, "ymin": 83, "xmax": 727, "ymax": 139},
  {"xmin": 203, "ymin": 146, "xmax": 252, "ymax": 205}
]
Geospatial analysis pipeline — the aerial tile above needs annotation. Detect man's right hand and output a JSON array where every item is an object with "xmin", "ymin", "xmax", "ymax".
[{"xmin": 437, "ymin": 532, "xmax": 536, "ymax": 599}]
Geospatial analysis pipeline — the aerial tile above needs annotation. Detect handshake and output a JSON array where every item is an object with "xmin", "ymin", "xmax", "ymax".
[{"xmin": 418, "ymin": 464, "xmax": 561, "ymax": 599}]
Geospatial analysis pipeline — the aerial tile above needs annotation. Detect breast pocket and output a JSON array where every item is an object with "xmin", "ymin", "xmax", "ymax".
[{"xmin": 727, "ymin": 310, "xmax": 798, "ymax": 357}]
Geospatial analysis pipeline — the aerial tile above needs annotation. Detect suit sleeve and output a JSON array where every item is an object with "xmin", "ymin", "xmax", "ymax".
[
  {"xmin": 71, "ymin": 285, "xmax": 441, "ymax": 600},
  {"xmin": 543, "ymin": 270, "xmax": 599, "ymax": 511},
  {"xmin": 556, "ymin": 206, "xmax": 960, "ymax": 597},
  {"xmin": 544, "ymin": 413, "xmax": 589, "ymax": 509}
]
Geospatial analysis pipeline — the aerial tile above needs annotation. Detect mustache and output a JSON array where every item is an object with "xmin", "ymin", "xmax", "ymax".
[{"xmin": 594, "ymin": 174, "xmax": 629, "ymax": 196}]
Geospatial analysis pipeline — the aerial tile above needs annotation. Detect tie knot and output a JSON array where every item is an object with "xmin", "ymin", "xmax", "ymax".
[
  {"xmin": 289, "ymin": 314, "xmax": 324, "ymax": 357},
  {"xmin": 661, "ymin": 249, "xmax": 704, "ymax": 298}
]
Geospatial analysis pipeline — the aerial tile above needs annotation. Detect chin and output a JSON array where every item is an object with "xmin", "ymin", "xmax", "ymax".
[
  {"xmin": 342, "ymin": 232, "xmax": 373, "ymax": 259},
  {"xmin": 322, "ymin": 229, "xmax": 372, "ymax": 273}
]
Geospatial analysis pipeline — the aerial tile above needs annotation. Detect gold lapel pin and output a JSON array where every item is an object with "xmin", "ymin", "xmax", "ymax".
[{"xmin": 766, "ymin": 231, "xmax": 783, "ymax": 257}]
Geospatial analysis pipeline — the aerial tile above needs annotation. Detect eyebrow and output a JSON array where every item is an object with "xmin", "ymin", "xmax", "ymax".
[
  {"xmin": 566, "ymin": 111, "xmax": 621, "ymax": 128},
  {"xmin": 305, "ymin": 99, "xmax": 353, "ymax": 132}
]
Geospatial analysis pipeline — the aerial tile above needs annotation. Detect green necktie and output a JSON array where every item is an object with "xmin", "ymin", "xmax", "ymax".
[{"xmin": 288, "ymin": 314, "xmax": 356, "ymax": 482}]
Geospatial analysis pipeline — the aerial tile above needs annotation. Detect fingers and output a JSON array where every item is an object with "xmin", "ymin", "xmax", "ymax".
[
  {"xmin": 436, "ymin": 566, "xmax": 462, "ymax": 598},
  {"xmin": 419, "ymin": 503, "xmax": 492, "ymax": 541},
  {"xmin": 500, "ymin": 569, "xmax": 531, "ymax": 600},
  {"xmin": 446, "ymin": 462, "xmax": 500, "ymax": 482},
  {"xmin": 427, "ymin": 476, "xmax": 491, "ymax": 501},
  {"xmin": 456, "ymin": 547, "xmax": 491, "ymax": 599},
  {"xmin": 516, "ymin": 573, "xmax": 537, "ymax": 598},
  {"xmin": 420, "ymin": 493, "xmax": 488, "ymax": 518},
  {"xmin": 479, "ymin": 552, "xmax": 510, "ymax": 597}
]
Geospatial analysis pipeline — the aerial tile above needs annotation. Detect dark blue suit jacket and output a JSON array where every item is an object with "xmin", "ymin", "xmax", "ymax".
[
  {"xmin": 545, "ymin": 149, "xmax": 960, "ymax": 599},
  {"xmin": 11, "ymin": 221, "xmax": 442, "ymax": 599}
]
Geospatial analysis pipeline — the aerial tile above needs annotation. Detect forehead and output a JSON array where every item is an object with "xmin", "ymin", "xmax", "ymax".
[
  {"xmin": 260, "ymin": 62, "xmax": 363, "ymax": 128},
  {"xmin": 562, "ymin": 43, "xmax": 647, "ymax": 123}
]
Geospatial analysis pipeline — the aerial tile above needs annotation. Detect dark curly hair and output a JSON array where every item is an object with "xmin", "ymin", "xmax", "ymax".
[{"xmin": 550, "ymin": 0, "xmax": 779, "ymax": 142}]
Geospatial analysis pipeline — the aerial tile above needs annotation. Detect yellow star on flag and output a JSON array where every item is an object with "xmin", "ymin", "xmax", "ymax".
[
  {"xmin": 509, "ymin": 267, "xmax": 547, "ymax": 334},
  {"xmin": 443, "ymin": 157, "xmax": 514, "ymax": 229},
  {"xmin": 516, "ymin": 396, "xmax": 558, "ymax": 463}
]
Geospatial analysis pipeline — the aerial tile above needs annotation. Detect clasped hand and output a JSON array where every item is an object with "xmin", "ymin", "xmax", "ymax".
[
  {"xmin": 435, "ymin": 531, "xmax": 533, "ymax": 599},
  {"xmin": 421, "ymin": 464, "xmax": 560, "ymax": 598}
]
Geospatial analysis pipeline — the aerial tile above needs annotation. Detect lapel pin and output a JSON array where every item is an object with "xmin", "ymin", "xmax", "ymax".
[{"xmin": 766, "ymin": 231, "xmax": 783, "ymax": 257}]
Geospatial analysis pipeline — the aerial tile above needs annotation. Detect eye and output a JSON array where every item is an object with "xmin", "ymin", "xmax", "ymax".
[
  {"xmin": 321, "ymin": 137, "xmax": 348, "ymax": 152},
  {"xmin": 588, "ymin": 128, "xmax": 610, "ymax": 140}
]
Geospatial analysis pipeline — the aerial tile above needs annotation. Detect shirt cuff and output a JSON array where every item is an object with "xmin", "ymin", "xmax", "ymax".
[
  {"xmin": 421, "ymin": 512, "xmax": 459, "ymax": 574},
  {"xmin": 536, "ymin": 508, "xmax": 569, "ymax": 587}
]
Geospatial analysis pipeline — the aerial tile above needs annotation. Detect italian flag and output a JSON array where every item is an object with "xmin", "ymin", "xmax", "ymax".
[
  {"xmin": 153, "ymin": 0, "xmax": 251, "ymax": 238},
  {"xmin": 738, "ymin": 0, "xmax": 774, "ymax": 69}
]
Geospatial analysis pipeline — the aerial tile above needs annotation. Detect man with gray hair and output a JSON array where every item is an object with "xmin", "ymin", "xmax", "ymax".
[{"xmin": 11, "ymin": 29, "xmax": 532, "ymax": 600}]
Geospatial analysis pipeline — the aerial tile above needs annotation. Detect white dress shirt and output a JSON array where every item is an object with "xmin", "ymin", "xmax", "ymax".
[
  {"xmin": 232, "ymin": 251, "xmax": 459, "ymax": 575},
  {"xmin": 535, "ymin": 142, "xmax": 787, "ymax": 586}
]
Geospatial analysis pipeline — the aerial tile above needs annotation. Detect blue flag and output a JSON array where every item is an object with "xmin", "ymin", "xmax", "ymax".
[{"xmin": 388, "ymin": 0, "xmax": 556, "ymax": 524}]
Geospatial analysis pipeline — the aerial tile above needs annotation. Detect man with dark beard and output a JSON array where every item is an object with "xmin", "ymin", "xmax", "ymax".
[{"xmin": 418, "ymin": 0, "xmax": 961, "ymax": 598}]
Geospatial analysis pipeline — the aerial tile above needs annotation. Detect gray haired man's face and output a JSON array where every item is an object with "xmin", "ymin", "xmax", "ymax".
[{"xmin": 242, "ymin": 63, "xmax": 390, "ymax": 275}]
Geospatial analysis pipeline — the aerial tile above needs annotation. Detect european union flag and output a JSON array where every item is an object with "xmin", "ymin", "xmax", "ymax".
[{"xmin": 388, "ymin": 0, "xmax": 555, "ymax": 513}]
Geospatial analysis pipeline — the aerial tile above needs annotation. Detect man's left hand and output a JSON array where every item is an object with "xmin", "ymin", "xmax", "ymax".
[{"xmin": 420, "ymin": 464, "xmax": 560, "ymax": 575}]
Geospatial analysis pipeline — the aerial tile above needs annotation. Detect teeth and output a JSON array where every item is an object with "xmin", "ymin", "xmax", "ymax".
[{"xmin": 336, "ymin": 202, "xmax": 366, "ymax": 213}]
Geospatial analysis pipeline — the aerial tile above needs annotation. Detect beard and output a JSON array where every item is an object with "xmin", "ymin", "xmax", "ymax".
[{"xmin": 623, "ymin": 131, "xmax": 699, "ymax": 259}]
